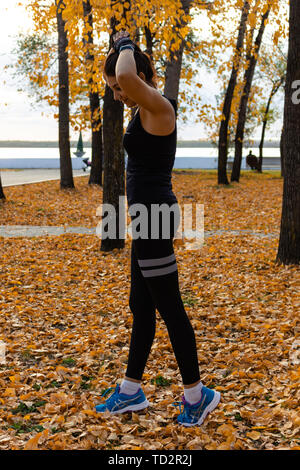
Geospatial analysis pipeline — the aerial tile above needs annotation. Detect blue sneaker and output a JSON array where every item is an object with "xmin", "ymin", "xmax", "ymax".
[
  {"xmin": 173, "ymin": 386, "xmax": 221, "ymax": 427},
  {"xmin": 95, "ymin": 384, "xmax": 150, "ymax": 414}
]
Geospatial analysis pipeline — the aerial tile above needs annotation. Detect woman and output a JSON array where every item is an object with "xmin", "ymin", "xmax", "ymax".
[{"xmin": 96, "ymin": 31, "xmax": 221, "ymax": 426}]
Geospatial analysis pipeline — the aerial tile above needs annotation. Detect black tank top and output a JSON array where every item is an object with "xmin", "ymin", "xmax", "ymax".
[{"xmin": 123, "ymin": 95, "xmax": 178, "ymax": 207}]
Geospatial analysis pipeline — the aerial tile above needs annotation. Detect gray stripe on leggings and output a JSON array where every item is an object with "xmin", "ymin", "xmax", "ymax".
[
  {"xmin": 138, "ymin": 253, "xmax": 176, "ymax": 268},
  {"xmin": 141, "ymin": 262, "xmax": 178, "ymax": 277}
]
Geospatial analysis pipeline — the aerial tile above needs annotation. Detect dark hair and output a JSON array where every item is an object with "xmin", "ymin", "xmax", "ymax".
[{"xmin": 104, "ymin": 45, "xmax": 158, "ymax": 88}]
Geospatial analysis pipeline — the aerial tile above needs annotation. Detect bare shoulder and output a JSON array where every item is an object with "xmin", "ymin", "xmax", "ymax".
[
  {"xmin": 117, "ymin": 72, "xmax": 175, "ymax": 117},
  {"xmin": 140, "ymin": 98, "xmax": 176, "ymax": 136},
  {"xmin": 117, "ymin": 72, "xmax": 176, "ymax": 135}
]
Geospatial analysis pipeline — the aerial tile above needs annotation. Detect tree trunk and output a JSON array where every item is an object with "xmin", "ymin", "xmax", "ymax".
[
  {"xmin": 258, "ymin": 80, "xmax": 282, "ymax": 172},
  {"xmin": 89, "ymin": 94, "xmax": 103, "ymax": 186},
  {"xmin": 100, "ymin": 16, "xmax": 125, "ymax": 252},
  {"xmin": 258, "ymin": 89, "xmax": 273, "ymax": 172},
  {"xmin": 280, "ymin": 125, "xmax": 285, "ymax": 178},
  {"xmin": 258, "ymin": 117, "xmax": 267, "ymax": 173},
  {"xmin": 144, "ymin": 24, "xmax": 154, "ymax": 62},
  {"xmin": 83, "ymin": 0, "xmax": 103, "ymax": 186},
  {"xmin": 218, "ymin": 1, "xmax": 250, "ymax": 185},
  {"xmin": 276, "ymin": 1, "xmax": 300, "ymax": 265},
  {"xmin": 163, "ymin": 0, "xmax": 192, "ymax": 103},
  {"xmin": 0, "ymin": 174, "xmax": 5, "ymax": 200},
  {"xmin": 56, "ymin": 0, "xmax": 74, "ymax": 189},
  {"xmin": 231, "ymin": 6, "xmax": 271, "ymax": 182}
]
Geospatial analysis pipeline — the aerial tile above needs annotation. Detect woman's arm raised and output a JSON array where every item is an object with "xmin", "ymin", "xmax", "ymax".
[{"xmin": 116, "ymin": 49, "xmax": 174, "ymax": 117}]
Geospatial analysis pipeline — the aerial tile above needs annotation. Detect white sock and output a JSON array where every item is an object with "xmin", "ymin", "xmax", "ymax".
[
  {"xmin": 184, "ymin": 381, "xmax": 203, "ymax": 405},
  {"xmin": 120, "ymin": 378, "xmax": 141, "ymax": 395}
]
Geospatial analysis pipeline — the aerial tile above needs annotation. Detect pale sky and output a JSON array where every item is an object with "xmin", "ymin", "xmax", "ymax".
[{"xmin": 0, "ymin": 1, "xmax": 285, "ymax": 142}]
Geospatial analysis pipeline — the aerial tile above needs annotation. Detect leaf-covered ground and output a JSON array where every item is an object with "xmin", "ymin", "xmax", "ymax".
[{"xmin": 0, "ymin": 170, "xmax": 299, "ymax": 450}]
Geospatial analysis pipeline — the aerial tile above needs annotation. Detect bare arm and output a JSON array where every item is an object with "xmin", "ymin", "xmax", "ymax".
[
  {"xmin": 115, "ymin": 48, "xmax": 137, "ymax": 77},
  {"xmin": 115, "ymin": 49, "xmax": 174, "ymax": 117}
]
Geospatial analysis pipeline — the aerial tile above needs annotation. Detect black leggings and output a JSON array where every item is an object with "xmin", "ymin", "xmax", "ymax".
[{"xmin": 125, "ymin": 202, "xmax": 200, "ymax": 385}]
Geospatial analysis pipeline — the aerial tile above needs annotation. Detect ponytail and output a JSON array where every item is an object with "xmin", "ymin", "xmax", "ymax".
[{"xmin": 104, "ymin": 44, "xmax": 158, "ymax": 88}]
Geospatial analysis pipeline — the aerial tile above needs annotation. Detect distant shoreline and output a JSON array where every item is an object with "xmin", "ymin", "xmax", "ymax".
[{"xmin": 0, "ymin": 140, "xmax": 280, "ymax": 148}]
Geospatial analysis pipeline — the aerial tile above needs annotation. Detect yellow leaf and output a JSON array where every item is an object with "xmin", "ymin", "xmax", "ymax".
[
  {"xmin": 56, "ymin": 365, "xmax": 70, "ymax": 375},
  {"xmin": 248, "ymin": 12, "xmax": 257, "ymax": 28},
  {"xmin": 82, "ymin": 409, "xmax": 97, "ymax": 417},
  {"xmin": 246, "ymin": 431, "xmax": 261, "ymax": 440},
  {"xmin": 217, "ymin": 441, "xmax": 232, "ymax": 450},
  {"xmin": 9, "ymin": 375, "xmax": 21, "ymax": 383},
  {"xmin": 24, "ymin": 429, "xmax": 49, "ymax": 450},
  {"xmin": 3, "ymin": 388, "xmax": 16, "ymax": 397},
  {"xmin": 217, "ymin": 424, "xmax": 236, "ymax": 437},
  {"xmin": 24, "ymin": 433, "xmax": 41, "ymax": 451}
]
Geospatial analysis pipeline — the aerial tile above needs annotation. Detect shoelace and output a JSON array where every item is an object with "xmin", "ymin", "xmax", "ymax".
[
  {"xmin": 100, "ymin": 386, "xmax": 116, "ymax": 399},
  {"xmin": 172, "ymin": 397, "xmax": 205, "ymax": 419},
  {"xmin": 172, "ymin": 400, "xmax": 184, "ymax": 415}
]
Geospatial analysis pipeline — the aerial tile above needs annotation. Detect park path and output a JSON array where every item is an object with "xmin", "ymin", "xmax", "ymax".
[
  {"xmin": 1, "ymin": 169, "xmax": 87, "ymax": 187},
  {"xmin": 0, "ymin": 225, "xmax": 279, "ymax": 239}
]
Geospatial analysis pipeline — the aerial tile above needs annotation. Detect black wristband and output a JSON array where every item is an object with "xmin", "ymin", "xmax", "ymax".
[
  {"xmin": 114, "ymin": 36, "xmax": 135, "ymax": 54},
  {"xmin": 119, "ymin": 44, "xmax": 134, "ymax": 52}
]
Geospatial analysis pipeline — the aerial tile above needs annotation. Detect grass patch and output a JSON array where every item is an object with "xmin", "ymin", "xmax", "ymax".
[
  {"xmin": 151, "ymin": 375, "xmax": 172, "ymax": 387},
  {"xmin": 61, "ymin": 357, "xmax": 76, "ymax": 367},
  {"xmin": 12, "ymin": 400, "xmax": 47, "ymax": 416},
  {"xmin": 182, "ymin": 291, "xmax": 199, "ymax": 307},
  {"xmin": 80, "ymin": 375, "xmax": 94, "ymax": 390},
  {"xmin": 11, "ymin": 422, "xmax": 45, "ymax": 434}
]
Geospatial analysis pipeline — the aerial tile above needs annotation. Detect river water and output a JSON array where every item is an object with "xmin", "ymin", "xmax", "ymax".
[
  {"xmin": 0, "ymin": 147, "xmax": 281, "ymax": 170},
  {"xmin": 0, "ymin": 147, "xmax": 280, "ymax": 158}
]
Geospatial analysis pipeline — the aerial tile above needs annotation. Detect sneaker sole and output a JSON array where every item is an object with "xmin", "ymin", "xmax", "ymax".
[
  {"xmin": 110, "ymin": 399, "xmax": 150, "ymax": 414},
  {"xmin": 180, "ymin": 391, "xmax": 221, "ymax": 427}
]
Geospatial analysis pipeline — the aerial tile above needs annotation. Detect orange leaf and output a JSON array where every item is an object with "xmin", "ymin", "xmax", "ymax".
[
  {"xmin": 246, "ymin": 431, "xmax": 261, "ymax": 441},
  {"xmin": 3, "ymin": 388, "xmax": 16, "ymax": 397},
  {"xmin": 24, "ymin": 430, "xmax": 49, "ymax": 450}
]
